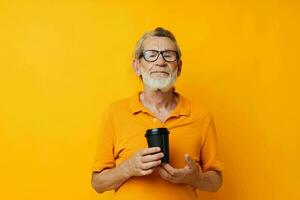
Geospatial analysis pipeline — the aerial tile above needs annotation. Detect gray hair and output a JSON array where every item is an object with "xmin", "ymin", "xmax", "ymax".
[{"xmin": 134, "ymin": 27, "xmax": 182, "ymax": 61}]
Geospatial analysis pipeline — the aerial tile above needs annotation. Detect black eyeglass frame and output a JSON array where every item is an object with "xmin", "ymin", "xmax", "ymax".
[{"xmin": 139, "ymin": 50, "xmax": 179, "ymax": 62}]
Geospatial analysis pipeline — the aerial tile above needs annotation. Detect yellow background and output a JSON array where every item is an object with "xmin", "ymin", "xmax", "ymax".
[{"xmin": 0, "ymin": 0, "xmax": 299, "ymax": 199}]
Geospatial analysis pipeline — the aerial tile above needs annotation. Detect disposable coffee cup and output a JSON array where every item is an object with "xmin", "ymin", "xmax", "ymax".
[{"xmin": 145, "ymin": 128, "xmax": 169, "ymax": 163}]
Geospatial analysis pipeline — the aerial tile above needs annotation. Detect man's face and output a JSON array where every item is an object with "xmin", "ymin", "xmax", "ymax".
[{"xmin": 134, "ymin": 36, "xmax": 182, "ymax": 92}]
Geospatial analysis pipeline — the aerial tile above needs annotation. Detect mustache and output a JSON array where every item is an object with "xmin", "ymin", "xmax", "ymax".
[{"xmin": 150, "ymin": 71, "xmax": 170, "ymax": 75}]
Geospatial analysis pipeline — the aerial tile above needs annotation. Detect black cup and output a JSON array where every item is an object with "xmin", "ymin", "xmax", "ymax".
[{"xmin": 145, "ymin": 128, "xmax": 169, "ymax": 163}]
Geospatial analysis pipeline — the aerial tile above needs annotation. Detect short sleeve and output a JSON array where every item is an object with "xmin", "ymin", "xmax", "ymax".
[
  {"xmin": 200, "ymin": 112, "xmax": 224, "ymax": 173},
  {"xmin": 92, "ymin": 106, "xmax": 116, "ymax": 172}
]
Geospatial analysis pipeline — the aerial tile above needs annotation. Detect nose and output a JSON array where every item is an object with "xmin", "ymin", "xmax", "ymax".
[{"xmin": 155, "ymin": 53, "xmax": 167, "ymax": 66}]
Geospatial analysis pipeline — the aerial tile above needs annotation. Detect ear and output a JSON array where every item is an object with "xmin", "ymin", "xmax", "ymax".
[
  {"xmin": 132, "ymin": 59, "xmax": 141, "ymax": 76},
  {"xmin": 177, "ymin": 60, "xmax": 182, "ymax": 77}
]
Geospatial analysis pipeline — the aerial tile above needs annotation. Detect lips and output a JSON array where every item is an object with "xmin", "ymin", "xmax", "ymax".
[{"xmin": 150, "ymin": 71, "xmax": 169, "ymax": 75}]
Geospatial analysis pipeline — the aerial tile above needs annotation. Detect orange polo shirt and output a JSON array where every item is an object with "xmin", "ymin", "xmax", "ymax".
[{"xmin": 92, "ymin": 92, "xmax": 223, "ymax": 200}]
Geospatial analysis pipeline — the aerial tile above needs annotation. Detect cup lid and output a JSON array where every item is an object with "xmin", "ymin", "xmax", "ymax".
[{"xmin": 145, "ymin": 128, "xmax": 169, "ymax": 137}]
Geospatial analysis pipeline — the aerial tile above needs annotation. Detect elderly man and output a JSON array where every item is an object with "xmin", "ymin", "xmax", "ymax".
[{"xmin": 91, "ymin": 27, "xmax": 223, "ymax": 200}]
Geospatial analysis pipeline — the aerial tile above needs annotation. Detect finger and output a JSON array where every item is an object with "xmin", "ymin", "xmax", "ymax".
[
  {"xmin": 157, "ymin": 166, "xmax": 176, "ymax": 181},
  {"xmin": 140, "ymin": 147, "xmax": 161, "ymax": 156},
  {"xmin": 141, "ymin": 152, "xmax": 164, "ymax": 162},
  {"xmin": 161, "ymin": 163, "xmax": 178, "ymax": 176},
  {"xmin": 140, "ymin": 169, "xmax": 154, "ymax": 176},
  {"xmin": 198, "ymin": 163, "xmax": 203, "ymax": 173},
  {"xmin": 157, "ymin": 166, "xmax": 168, "ymax": 177},
  {"xmin": 141, "ymin": 160, "xmax": 161, "ymax": 170},
  {"xmin": 184, "ymin": 154, "xmax": 197, "ymax": 169},
  {"xmin": 182, "ymin": 164, "xmax": 192, "ymax": 172}
]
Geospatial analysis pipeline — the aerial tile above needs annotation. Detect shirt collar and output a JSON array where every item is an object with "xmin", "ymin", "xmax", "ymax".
[{"xmin": 129, "ymin": 91, "xmax": 191, "ymax": 117}]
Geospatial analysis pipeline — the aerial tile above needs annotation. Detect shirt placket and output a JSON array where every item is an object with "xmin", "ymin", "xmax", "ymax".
[{"xmin": 145, "ymin": 110, "xmax": 181, "ymax": 129}]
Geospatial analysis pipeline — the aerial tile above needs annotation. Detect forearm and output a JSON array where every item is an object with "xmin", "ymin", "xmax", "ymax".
[
  {"xmin": 191, "ymin": 170, "xmax": 222, "ymax": 192},
  {"xmin": 91, "ymin": 160, "xmax": 131, "ymax": 193}
]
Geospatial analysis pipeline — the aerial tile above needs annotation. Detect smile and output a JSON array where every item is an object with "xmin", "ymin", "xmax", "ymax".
[{"xmin": 151, "ymin": 71, "xmax": 169, "ymax": 75}]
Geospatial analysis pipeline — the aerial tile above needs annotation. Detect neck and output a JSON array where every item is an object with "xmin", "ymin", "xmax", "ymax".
[{"xmin": 140, "ymin": 86, "xmax": 178, "ymax": 111}]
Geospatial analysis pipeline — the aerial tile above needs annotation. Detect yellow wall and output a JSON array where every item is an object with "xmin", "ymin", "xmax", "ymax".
[{"xmin": 0, "ymin": 0, "xmax": 299, "ymax": 199}]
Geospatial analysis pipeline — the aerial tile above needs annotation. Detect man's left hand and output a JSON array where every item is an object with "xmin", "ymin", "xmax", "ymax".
[{"xmin": 156, "ymin": 154, "xmax": 202, "ymax": 186}]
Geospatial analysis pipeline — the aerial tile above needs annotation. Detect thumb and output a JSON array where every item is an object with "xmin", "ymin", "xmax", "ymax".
[{"xmin": 184, "ymin": 154, "xmax": 196, "ymax": 169}]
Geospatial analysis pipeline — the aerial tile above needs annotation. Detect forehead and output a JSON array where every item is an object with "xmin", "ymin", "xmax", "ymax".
[{"xmin": 142, "ymin": 36, "xmax": 177, "ymax": 50}]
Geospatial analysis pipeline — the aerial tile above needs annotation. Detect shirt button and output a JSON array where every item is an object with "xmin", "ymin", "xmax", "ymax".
[{"xmin": 153, "ymin": 118, "xmax": 157, "ymax": 122}]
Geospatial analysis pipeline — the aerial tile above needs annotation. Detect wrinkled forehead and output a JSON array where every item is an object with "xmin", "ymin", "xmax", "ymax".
[{"xmin": 142, "ymin": 36, "xmax": 177, "ymax": 51}]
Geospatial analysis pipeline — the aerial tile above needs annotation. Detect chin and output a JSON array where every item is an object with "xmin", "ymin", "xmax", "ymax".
[
  {"xmin": 147, "ymin": 84, "xmax": 174, "ymax": 92},
  {"xmin": 141, "ymin": 68, "xmax": 178, "ymax": 93}
]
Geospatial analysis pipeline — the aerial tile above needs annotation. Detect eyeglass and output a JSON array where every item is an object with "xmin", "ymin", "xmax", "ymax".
[{"xmin": 140, "ymin": 50, "xmax": 178, "ymax": 62}]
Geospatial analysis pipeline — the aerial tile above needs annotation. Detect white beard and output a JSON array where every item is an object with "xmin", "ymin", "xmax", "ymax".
[{"xmin": 140, "ymin": 67, "xmax": 178, "ymax": 92}]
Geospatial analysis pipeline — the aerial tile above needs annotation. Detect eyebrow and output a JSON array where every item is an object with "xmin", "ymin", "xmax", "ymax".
[{"xmin": 143, "ymin": 49, "xmax": 177, "ymax": 51}]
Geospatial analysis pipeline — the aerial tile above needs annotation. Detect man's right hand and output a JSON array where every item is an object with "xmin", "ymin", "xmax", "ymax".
[
  {"xmin": 92, "ymin": 147, "xmax": 164, "ymax": 193},
  {"xmin": 124, "ymin": 147, "xmax": 164, "ymax": 177}
]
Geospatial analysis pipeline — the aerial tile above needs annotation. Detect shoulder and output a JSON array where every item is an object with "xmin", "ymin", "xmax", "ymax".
[{"xmin": 103, "ymin": 95, "xmax": 134, "ymax": 118}]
